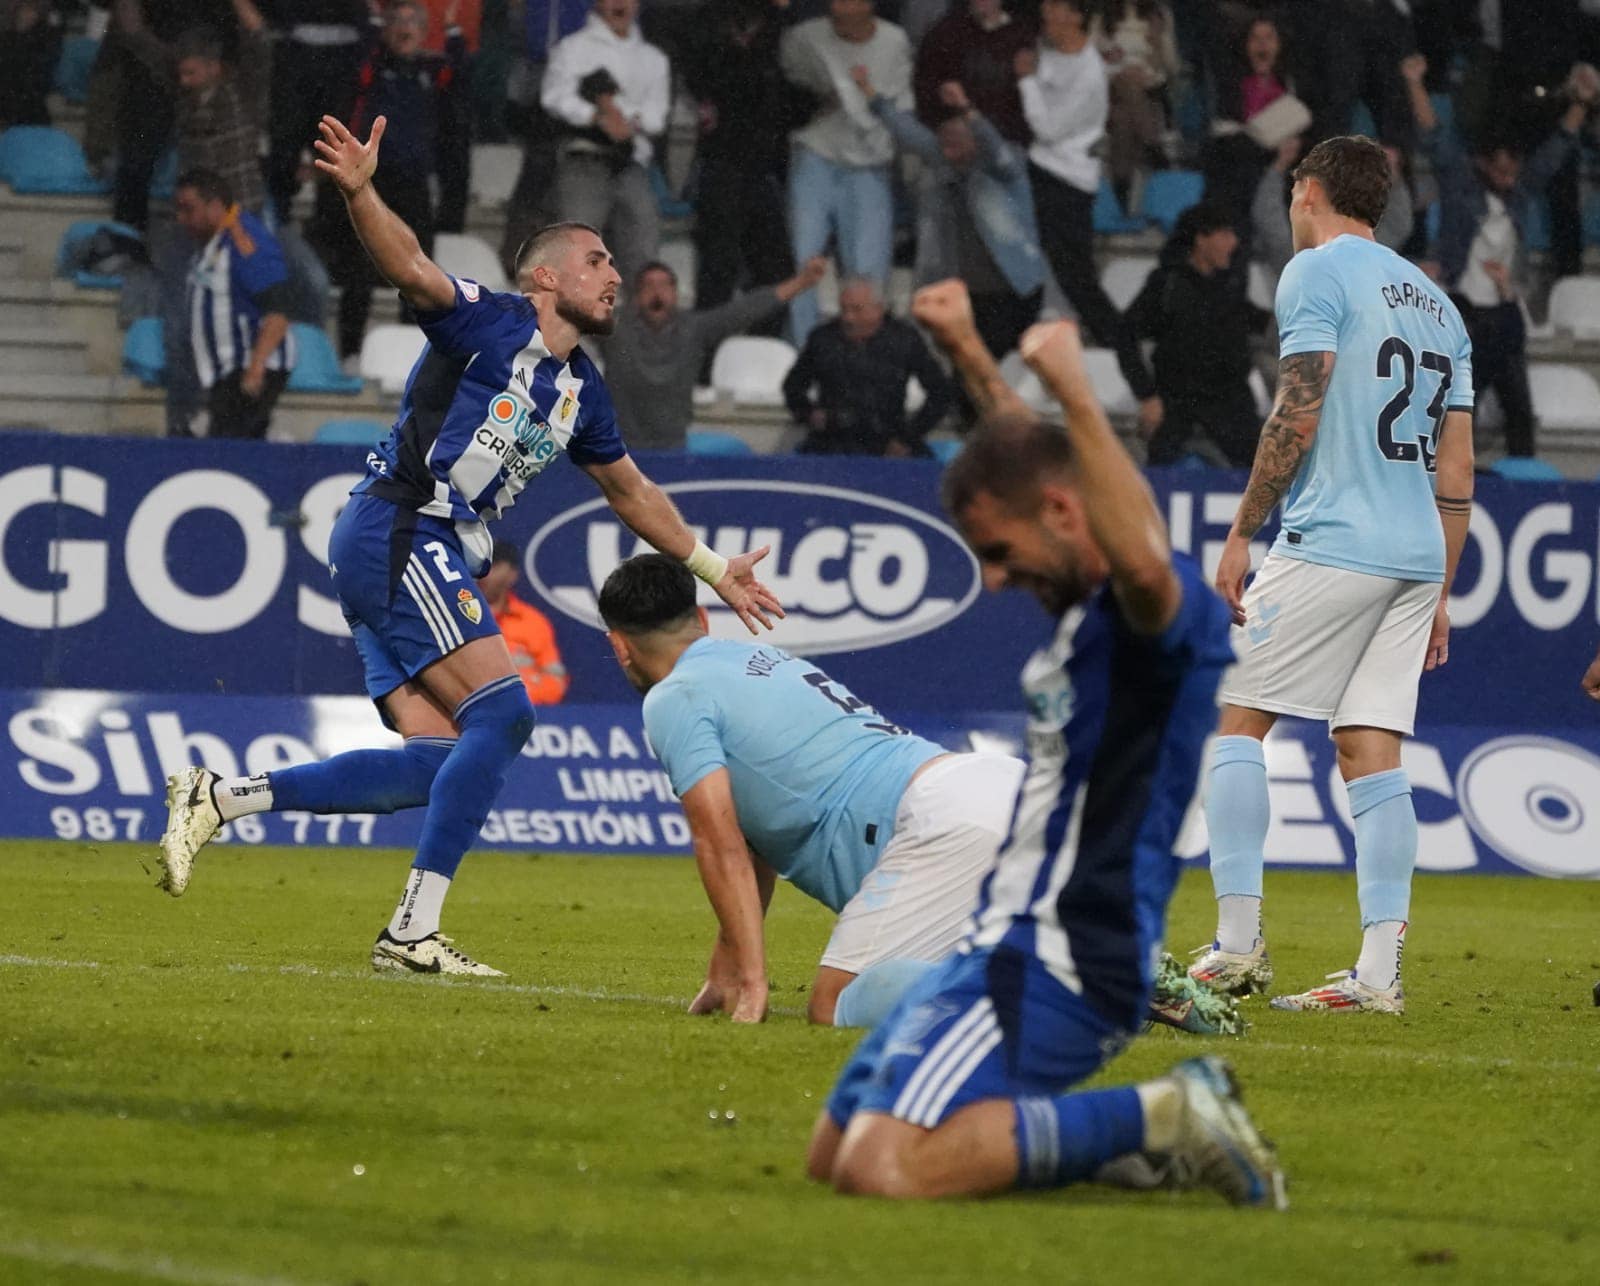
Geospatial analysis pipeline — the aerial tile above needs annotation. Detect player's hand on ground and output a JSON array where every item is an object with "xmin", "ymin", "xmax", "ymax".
[
  {"xmin": 1424, "ymin": 598, "xmax": 1450, "ymax": 670},
  {"xmin": 714, "ymin": 546, "xmax": 785, "ymax": 634},
  {"xmin": 910, "ymin": 280, "xmax": 978, "ymax": 347},
  {"xmin": 1215, "ymin": 534, "xmax": 1252, "ymax": 626},
  {"xmin": 1582, "ymin": 647, "xmax": 1600, "ymax": 700},
  {"xmin": 688, "ymin": 978, "xmax": 726, "ymax": 1015},
  {"xmin": 729, "ymin": 977, "xmax": 769, "ymax": 1024},
  {"xmin": 313, "ymin": 114, "xmax": 385, "ymax": 196}
]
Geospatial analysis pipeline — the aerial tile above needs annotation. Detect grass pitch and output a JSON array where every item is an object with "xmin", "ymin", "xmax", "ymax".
[{"xmin": 3, "ymin": 841, "xmax": 1598, "ymax": 1286}]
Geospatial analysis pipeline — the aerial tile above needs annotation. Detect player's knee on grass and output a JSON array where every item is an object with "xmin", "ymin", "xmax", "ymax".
[
  {"xmin": 805, "ymin": 1112, "xmax": 842, "ymax": 1184},
  {"xmin": 828, "ymin": 959, "xmax": 936, "ymax": 1029}
]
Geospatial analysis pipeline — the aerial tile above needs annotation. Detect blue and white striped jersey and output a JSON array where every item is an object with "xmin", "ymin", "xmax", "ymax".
[
  {"xmin": 187, "ymin": 208, "xmax": 296, "ymax": 387},
  {"xmin": 965, "ymin": 555, "xmax": 1235, "ymax": 1029},
  {"xmin": 357, "ymin": 276, "xmax": 627, "ymax": 540}
]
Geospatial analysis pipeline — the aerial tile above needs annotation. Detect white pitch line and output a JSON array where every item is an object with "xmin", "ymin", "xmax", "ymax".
[{"xmin": 0, "ymin": 1239, "xmax": 317, "ymax": 1286}]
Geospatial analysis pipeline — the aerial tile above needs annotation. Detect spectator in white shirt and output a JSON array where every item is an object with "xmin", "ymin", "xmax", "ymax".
[
  {"xmin": 1018, "ymin": 0, "xmax": 1159, "ymax": 432},
  {"xmin": 541, "ymin": 0, "xmax": 671, "ymax": 285},
  {"xmin": 779, "ymin": 0, "xmax": 912, "ymax": 343}
]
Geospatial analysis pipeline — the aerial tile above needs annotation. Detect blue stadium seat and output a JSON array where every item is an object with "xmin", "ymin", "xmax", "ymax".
[
  {"xmin": 55, "ymin": 219, "xmax": 143, "ymax": 290},
  {"xmin": 314, "ymin": 419, "xmax": 391, "ymax": 445},
  {"xmin": 1139, "ymin": 170, "xmax": 1204, "ymax": 233},
  {"xmin": 926, "ymin": 438, "xmax": 963, "ymax": 465},
  {"xmin": 1173, "ymin": 452, "xmax": 1214, "ymax": 470},
  {"xmin": 287, "ymin": 324, "xmax": 363, "ymax": 394},
  {"xmin": 686, "ymin": 428, "xmax": 755, "ymax": 456},
  {"xmin": 53, "ymin": 36, "xmax": 100, "ymax": 105},
  {"xmin": 650, "ymin": 165, "xmax": 693, "ymax": 220},
  {"xmin": 1491, "ymin": 456, "xmax": 1564, "ymax": 482},
  {"xmin": 1520, "ymin": 194, "xmax": 1551, "ymax": 254},
  {"xmin": 1584, "ymin": 197, "xmax": 1600, "ymax": 247},
  {"xmin": 1092, "ymin": 179, "xmax": 1145, "ymax": 234},
  {"xmin": 0, "ymin": 126, "xmax": 110, "ymax": 195},
  {"xmin": 1348, "ymin": 101, "xmax": 1377, "ymax": 138},
  {"xmin": 149, "ymin": 148, "xmax": 178, "ymax": 201},
  {"xmin": 122, "ymin": 317, "xmax": 165, "ymax": 385}
]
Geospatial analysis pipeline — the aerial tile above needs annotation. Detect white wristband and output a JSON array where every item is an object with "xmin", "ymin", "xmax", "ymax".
[{"xmin": 683, "ymin": 540, "xmax": 729, "ymax": 586}]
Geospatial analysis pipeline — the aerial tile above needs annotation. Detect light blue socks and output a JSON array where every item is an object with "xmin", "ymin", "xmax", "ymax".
[
  {"xmin": 1205, "ymin": 736, "xmax": 1269, "ymax": 950},
  {"xmin": 1347, "ymin": 768, "xmax": 1415, "ymax": 927}
]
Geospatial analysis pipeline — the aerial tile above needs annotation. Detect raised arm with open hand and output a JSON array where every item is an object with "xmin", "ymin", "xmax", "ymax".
[{"xmin": 312, "ymin": 114, "xmax": 456, "ymax": 312}]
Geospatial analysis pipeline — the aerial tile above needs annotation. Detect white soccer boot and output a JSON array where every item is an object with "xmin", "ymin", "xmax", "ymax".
[
  {"xmin": 158, "ymin": 766, "xmax": 224, "ymax": 896},
  {"xmin": 1269, "ymin": 969, "xmax": 1404, "ymax": 1014},
  {"xmin": 1166, "ymin": 1055, "xmax": 1288, "ymax": 1209},
  {"xmin": 371, "ymin": 930, "xmax": 507, "ymax": 977},
  {"xmin": 1188, "ymin": 939, "xmax": 1275, "ymax": 997}
]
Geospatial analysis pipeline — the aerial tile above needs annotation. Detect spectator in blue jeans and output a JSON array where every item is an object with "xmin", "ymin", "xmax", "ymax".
[{"xmin": 779, "ymin": 0, "xmax": 912, "ymax": 344}]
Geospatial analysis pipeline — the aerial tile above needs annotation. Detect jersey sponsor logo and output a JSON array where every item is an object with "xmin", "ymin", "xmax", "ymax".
[
  {"xmin": 524, "ymin": 481, "xmax": 982, "ymax": 655},
  {"xmin": 456, "ymin": 587, "xmax": 483, "ymax": 625}
]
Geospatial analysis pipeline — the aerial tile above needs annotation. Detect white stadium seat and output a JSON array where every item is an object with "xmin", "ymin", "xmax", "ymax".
[
  {"xmin": 654, "ymin": 240, "xmax": 697, "ymax": 307},
  {"xmin": 1247, "ymin": 260, "xmax": 1276, "ymax": 312},
  {"xmin": 359, "ymin": 324, "xmax": 428, "ymax": 395},
  {"xmin": 709, "ymin": 336, "xmax": 797, "ymax": 406},
  {"xmin": 1546, "ymin": 277, "xmax": 1600, "ymax": 341},
  {"xmin": 432, "ymin": 233, "xmax": 509, "ymax": 294},
  {"xmin": 469, "ymin": 143, "xmax": 522, "ymax": 210},
  {"xmin": 1529, "ymin": 363, "xmax": 1600, "ymax": 431},
  {"xmin": 1099, "ymin": 256, "xmax": 1157, "ymax": 311},
  {"xmin": 998, "ymin": 349, "xmax": 1056, "ymax": 415}
]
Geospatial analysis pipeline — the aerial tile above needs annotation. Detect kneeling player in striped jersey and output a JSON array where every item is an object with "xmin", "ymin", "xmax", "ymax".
[{"xmin": 807, "ymin": 282, "xmax": 1285, "ymax": 1205}]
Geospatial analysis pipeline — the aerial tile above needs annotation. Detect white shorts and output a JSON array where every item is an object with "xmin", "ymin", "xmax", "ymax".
[
  {"xmin": 1219, "ymin": 553, "xmax": 1440, "ymax": 734},
  {"xmin": 819, "ymin": 753, "xmax": 1025, "ymax": 974}
]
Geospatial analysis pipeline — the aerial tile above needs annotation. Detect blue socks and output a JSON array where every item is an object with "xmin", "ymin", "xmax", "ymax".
[
  {"xmin": 833, "ymin": 959, "xmax": 936, "ymax": 1029},
  {"xmin": 269, "ymin": 737, "xmax": 457, "ymax": 814},
  {"xmin": 1205, "ymin": 736, "xmax": 1270, "ymax": 902},
  {"xmin": 1013, "ymin": 1088, "xmax": 1145, "ymax": 1188},
  {"xmin": 1348, "ymin": 768, "xmax": 1415, "ymax": 927},
  {"xmin": 413, "ymin": 676, "xmax": 536, "ymax": 880}
]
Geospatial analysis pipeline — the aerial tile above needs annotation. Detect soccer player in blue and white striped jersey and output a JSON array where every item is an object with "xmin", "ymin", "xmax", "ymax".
[
  {"xmin": 807, "ymin": 282, "xmax": 1284, "ymax": 1206},
  {"xmin": 158, "ymin": 114, "xmax": 783, "ymax": 976}
]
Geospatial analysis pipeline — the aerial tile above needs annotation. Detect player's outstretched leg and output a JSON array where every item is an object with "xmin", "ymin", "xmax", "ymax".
[
  {"xmin": 371, "ymin": 675, "xmax": 534, "ymax": 978},
  {"xmin": 1272, "ymin": 765, "xmax": 1413, "ymax": 1014},
  {"xmin": 156, "ymin": 738, "xmax": 457, "ymax": 896},
  {"xmin": 1192, "ymin": 731, "xmax": 1276, "ymax": 996}
]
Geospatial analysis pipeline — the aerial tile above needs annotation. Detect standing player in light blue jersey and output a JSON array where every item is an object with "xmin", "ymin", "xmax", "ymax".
[
  {"xmin": 156, "ymin": 113, "xmax": 782, "ymax": 976},
  {"xmin": 596, "ymin": 553, "xmax": 1025, "ymax": 1028},
  {"xmin": 1190, "ymin": 137, "xmax": 1476, "ymax": 1013},
  {"xmin": 808, "ymin": 283, "xmax": 1281, "ymax": 1206}
]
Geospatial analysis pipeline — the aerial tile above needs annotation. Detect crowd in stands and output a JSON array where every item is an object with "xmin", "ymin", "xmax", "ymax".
[{"xmin": 6, "ymin": 1, "xmax": 1600, "ymax": 461}]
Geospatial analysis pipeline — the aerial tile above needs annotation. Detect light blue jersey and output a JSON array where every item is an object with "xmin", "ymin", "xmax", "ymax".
[
  {"xmin": 1273, "ymin": 235, "xmax": 1474, "ymax": 582},
  {"xmin": 642, "ymin": 639, "xmax": 944, "ymax": 912}
]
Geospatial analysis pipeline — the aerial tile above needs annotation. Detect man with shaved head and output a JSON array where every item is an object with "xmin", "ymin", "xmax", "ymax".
[{"xmin": 158, "ymin": 113, "xmax": 784, "ymax": 980}]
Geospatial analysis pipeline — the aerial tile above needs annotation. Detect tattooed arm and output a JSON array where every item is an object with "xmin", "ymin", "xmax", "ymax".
[{"xmin": 1215, "ymin": 350, "xmax": 1334, "ymax": 623}]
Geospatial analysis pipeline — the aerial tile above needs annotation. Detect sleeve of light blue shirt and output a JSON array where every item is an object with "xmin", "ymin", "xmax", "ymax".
[
  {"xmin": 1275, "ymin": 249, "xmax": 1346, "ymax": 357},
  {"xmin": 642, "ymin": 680, "xmax": 727, "ymax": 800},
  {"xmin": 1449, "ymin": 320, "xmax": 1475, "ymax": 410}
]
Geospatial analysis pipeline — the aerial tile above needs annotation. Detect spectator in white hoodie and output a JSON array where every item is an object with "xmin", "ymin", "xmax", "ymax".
[
  {"xmin": 780, "ymin": 0, "xmax": 912, "ymax": 343},
  {"xmin": 541, "ymin": 0, "xmax": 671, "ymax": 285}
]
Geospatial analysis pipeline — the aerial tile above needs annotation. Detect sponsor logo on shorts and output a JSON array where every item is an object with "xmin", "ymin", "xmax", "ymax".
[{"xmin": 456, "ymin": 588, "xmax": 483, "ymax": 625}]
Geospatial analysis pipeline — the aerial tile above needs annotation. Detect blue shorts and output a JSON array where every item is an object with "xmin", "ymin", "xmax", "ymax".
[
  {"xmin": 826, "ymin": 947, "xmax": 1132, "ymax": 1131},
  {"xmin": 327, "ymin": 493, "xmax": 501, "ymax": 707}
]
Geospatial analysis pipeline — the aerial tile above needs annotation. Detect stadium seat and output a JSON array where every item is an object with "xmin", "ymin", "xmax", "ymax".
[
  {"xmin": 1100, "ymin": 256, "xmax": 1157, "ymax": 311},
  {"xmin": 926, "ymin": 438, "xmax": 963, "ymax": 464},
  {"xmin": 53, "ymin": 36, "xmax": 100, "ymax": 105},
  {"xmin": 432, "ymin": 232, "xmax": 509, "ymax": 293},
  {"xmin": 1139, "ymin": 170, "xmax": 1204, "ymax": 233},
  {"xmin": 288, "ymin": 324, "xmax": 363, "ymax": 394},
  {"xmin": 1528, "ymin": 363, "xmax": 1600, "ymax": 431},
  {"xmin": 1490, "ymin": 456, "xmax": 1565, "ymax": 482},
  {"xmin": 1092, "ymin": 179, "xmax": 1145, "ymax": 235},
  {"xmin": 359, "ymin": 324, "xmax": 428, "ymax": 394},
  {"xmin": 122, "ymin": 317, "xmax": 165, "ymax": 385},
  {"xmin": 1081, "ymin": 346, "xmax": 1138, "ymax": 416},
  {"xmin": 1547, "ymin": 277, "xmax": 1600, "ymax": 340},
  {"xmin": 1348, "ymin": 101, "xmax": 1377, "ymax": 138},
  {"xmin": 1520, "ymin": 194, "xmax": 1551, "ymax": 254},
  {"xmin": 709, "ymin": 336, "xmax": 797, "ymax": 406},
  {"xmin": 314, "ymin": 419, "xmax": 391, "ymax": 445},
  {"xmin": 148, "ymin": 148, "xmax": 178, "ymax": 201},
  {"xmin": 686, "ymin": 428, "xmax": 755, "ymax": 456},
  {"xmin": 655, "ymin": 239, "xmax": 697, "ymax": 302},
  {"xmin": 1585, "ymin": 197, "xmax": 1600, "ymax": 248},
  {"xmin": 0, "ymin": 126, "xmax": 110, "ymax": 195},
  {"xmin": 469, "ymin": 143, "xmax": 522, "ymax": 209},
  {"xmin": 55, "ymin": 219, "xmax": 144, "ymax": 290},
  {"xmin": 1247, "ymin": 260, "xmax": 1275, "ymax": 312},
  {"xmin": 650, "ymin": 164, "xmax": 693, "ymax": 220}
]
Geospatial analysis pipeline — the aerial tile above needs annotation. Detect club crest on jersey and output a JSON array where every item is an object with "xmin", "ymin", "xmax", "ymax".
[
  {"xmin": 556, "ymin": 388, "xmax": 579, "ymax": 426},
  {"xmin": 456, "ymin": 588, "xmax": 483, "ymax": 625}
]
